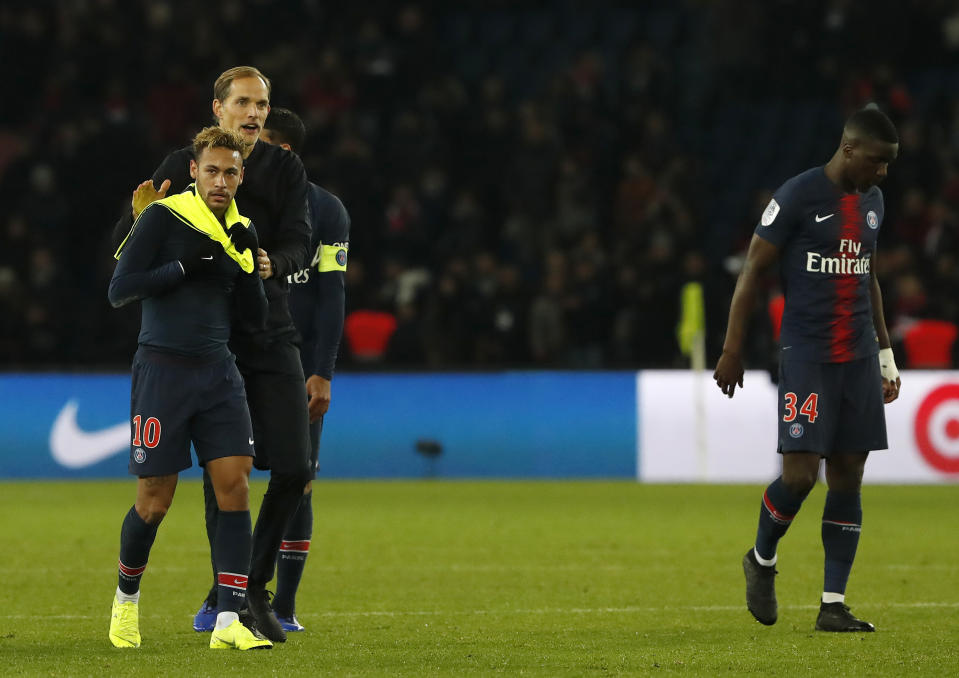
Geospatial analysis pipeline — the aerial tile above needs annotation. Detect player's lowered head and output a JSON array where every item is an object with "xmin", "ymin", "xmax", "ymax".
[
  {"xmin": 830, "ymin": 106, "xmax": 899, "ymax": 193},
  {"xmin": 260, "ymin": 107, "xmax": 306, "ymax": 154},
  {"xmin": 189, "ymin": 127, "xmax": 245, "ymax": 219},
  {"xmin": 211, "ymin": 66, "xmax": 271, "ymax": 156}
]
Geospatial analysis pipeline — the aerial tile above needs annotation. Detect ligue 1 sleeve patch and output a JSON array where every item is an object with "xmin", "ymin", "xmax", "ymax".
[
  {"xmin": 866, "ymin": 210, "xmax": 879, "ymax": 229},
  {"xmin": 761, "ymin": 199, "xmax": 780, "ymax": 226}
]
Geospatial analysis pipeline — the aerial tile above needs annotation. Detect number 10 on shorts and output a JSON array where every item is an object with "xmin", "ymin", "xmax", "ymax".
[
  {"xmin": 783, "ymin": 392, "xmax": 819, "ymax": 423},
  {"xmin": 132, "ymin": 414, "xmax": 162, "ymax": 448}
]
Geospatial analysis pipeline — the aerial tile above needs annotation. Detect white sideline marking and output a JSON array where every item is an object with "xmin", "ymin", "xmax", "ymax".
[
  {"xmin": 6, "ymin": 601, "xmax": 958, "ymax": 620},
  {"xmin": 2, "ymin": 562, "xmax": 955, "ymax": 576},
  {"xmin": 307, "ymin": 601, "xmax": 959, "ymax": 618}
]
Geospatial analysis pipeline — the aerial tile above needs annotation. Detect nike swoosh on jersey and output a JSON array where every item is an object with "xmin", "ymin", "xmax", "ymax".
[
  {"xmin": 815, "ymin": 213, "xmax": 834, "ymax": 222},
  {"xmin": 49, "ymin": 400, "xmax": 129, "ymax": 468}
]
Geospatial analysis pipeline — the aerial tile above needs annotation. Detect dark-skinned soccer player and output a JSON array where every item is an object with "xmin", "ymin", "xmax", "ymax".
[{"xmin": 714, "ymin": 106, "xmax": 901, "ymax": 632}]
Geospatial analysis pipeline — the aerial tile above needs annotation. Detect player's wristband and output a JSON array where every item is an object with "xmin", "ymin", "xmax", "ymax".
[{"xmin": 879, "ymin": 347, "xmax": 899, "ymax": 382}]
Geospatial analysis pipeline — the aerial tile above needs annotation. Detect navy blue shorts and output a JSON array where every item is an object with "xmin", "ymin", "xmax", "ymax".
[
  {"xmin": 777, "ymin": 354, "xmax": 888, "ymax": 455},
  {"xmin": 128, "ymin": 349, "xmax": 255, "ymax": 476}
]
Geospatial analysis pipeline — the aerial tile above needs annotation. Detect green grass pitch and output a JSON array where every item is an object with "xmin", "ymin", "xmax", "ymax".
[{"xmin": 0, "ymin": 480, "xmax": 957, "ymax": 676}]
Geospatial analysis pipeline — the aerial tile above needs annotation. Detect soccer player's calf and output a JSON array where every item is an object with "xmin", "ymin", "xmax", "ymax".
[{"xmin": 272, "ymin": 415, "xmax": 322, "ymax": 631}]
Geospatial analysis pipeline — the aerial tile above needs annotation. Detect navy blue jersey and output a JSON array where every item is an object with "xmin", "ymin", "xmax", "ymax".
[
  {"xmin": 755, "ymin": 167, "xmax": 883, "ymax": 363},
  {"xmin": 109, "ymin": 204, "xmax": 267, "ymax": 359},
  {"xmin": 287, "ymin": 182, "xmax": 350, "ymax": 379}
]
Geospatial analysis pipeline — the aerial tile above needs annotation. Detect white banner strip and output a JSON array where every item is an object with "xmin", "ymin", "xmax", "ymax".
[{"xmin": 638, "ymin": 370, "xmax": 959, "ymax": 484}]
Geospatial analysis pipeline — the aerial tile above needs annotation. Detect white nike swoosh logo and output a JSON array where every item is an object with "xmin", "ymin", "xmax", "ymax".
[
  {"xmin": 201, "ymin": 256, "xmax": 214, "ymax": 260},
  {"xmin": 249, "ymin": 437, "xmax": 255, "ymax": 445},
  {"xmin": 815, "ymin": 213, "xmax": 834, "ymax": 222},
  {"xmin": 49, "ymin": 400, "xmax": 129, "ymax": 468}
]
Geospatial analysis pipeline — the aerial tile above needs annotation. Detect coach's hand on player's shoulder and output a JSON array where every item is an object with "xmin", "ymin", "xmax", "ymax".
[
  {"xmin": 131, "ymin": 178, "xmax": 171, "ymax": 218},
  {"xmin": 180, "ymin": 240, "xmax": 219, "ymax": 278},
  {"xmin": 256, "ymin": 247, "xmax": 274, "ymax": 280},
  {"xmin": 306, "ymin": 375, "xmax": 331, "ymax": 421},
  {"xmin": 227, "ymin": 223, "xmax": 258, "ymax": 255},
  {"xmin": 882, "ymin": 376, "xmax": 901, "ymax": 404},
  {"xmin": 713, "ymin": 350, "xmax": 744, "ymax": 398}
]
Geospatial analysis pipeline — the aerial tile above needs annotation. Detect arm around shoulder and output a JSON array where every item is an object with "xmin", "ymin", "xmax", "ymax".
[
  {"xmin": 265, "ymin": 155, "xmax": 311, "ymax": 278},
  {"xmin": 111, "ymin": 149, "xmax": 190, "ymax": 252}
]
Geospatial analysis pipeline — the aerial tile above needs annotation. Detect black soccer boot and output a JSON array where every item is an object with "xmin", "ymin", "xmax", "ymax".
[
  {"xmin": 815, "ymin": 602, "xmax": 875, "ymax": 632},
  {"xmin": 245, "ymin": 587, "xmax": 287, "ymax": 642},
  {"xmin": 743, "ymin": 549, "xmax": 778, "ymax": 625}
]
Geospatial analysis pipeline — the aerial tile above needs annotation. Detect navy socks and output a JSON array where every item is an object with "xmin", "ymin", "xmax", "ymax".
[
  {"xmin": 754, "ymin": 476, "xmax": 811, "ymax": 562},
  {"xmin": 821, "ymin": 490, "xmax": 862, "ymax": 595},
  {"xmin": 753, "ymin": 477, "xmax": 864, "ymax": 598},
  {"xmin": 117, "ymin": 505, "xmax": 159, "ymax": 595},
  {"xmin": 214, "ymin": 510, "xmax": 253, "ymax": 615},
  {"xmin": 273, "ymin": 492, "xmax": 313, "ymax": 616}
]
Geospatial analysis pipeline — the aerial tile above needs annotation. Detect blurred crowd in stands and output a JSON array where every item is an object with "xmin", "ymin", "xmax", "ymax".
[{"xmin": 1, "ymin": 0, "xmax": 959, "ymax": 371}]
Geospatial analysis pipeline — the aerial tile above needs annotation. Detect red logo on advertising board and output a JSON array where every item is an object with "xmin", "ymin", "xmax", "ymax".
[{"xmin": 913, "ymin": 384, "xmax": 959, "ymax": 474}]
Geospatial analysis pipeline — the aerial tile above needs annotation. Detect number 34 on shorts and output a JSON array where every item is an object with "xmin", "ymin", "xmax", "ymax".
[{"xmin": 783, "ymin": 392, "xmax": 819, "ymax": 423}]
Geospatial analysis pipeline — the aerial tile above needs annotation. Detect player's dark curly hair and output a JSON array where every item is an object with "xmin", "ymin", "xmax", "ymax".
[
  {"xmin": 264, "ymin": 107, "xmax": 307, "ymax": 154},
  {"xmin": 845, "ymin": 106, "xmax": 898, "ymax": 144}
]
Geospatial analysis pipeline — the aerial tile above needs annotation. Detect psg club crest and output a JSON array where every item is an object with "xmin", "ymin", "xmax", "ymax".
[
  {"xmin": 866, "ymin": 211, "xmax": 879, "ymax": 229},
  {"xmin": 335, "ymin": 249, "xmax": 348, "ymax": 267},
  {"xmin": 789, "ymin": 423, "xmax": 804, "ymax": 438},
  {"xmin": 134, "ymin": 448, "xmax": 146, "ymax": 463}
]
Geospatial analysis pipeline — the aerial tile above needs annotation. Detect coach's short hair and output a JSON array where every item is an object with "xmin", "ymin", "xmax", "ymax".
[
  {"xmin": 192, "ymin": 126, "xmax": 246, "ymax": 160},
  {"xmin": 213, "ymin": 66, "xmax": 271, "ymax": 103},
  {"xmin": 845, "ymin": 106, "xmax": 898, "ymax": 144},
  {"xmin": 264, "ymin": 107, "xmax": 307, "ymax": 154}
]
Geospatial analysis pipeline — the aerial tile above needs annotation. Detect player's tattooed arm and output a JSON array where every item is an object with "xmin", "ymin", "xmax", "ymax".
[{"xmin": 714, "ymin": 235, "xmax": 780, "ymax": 398}]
